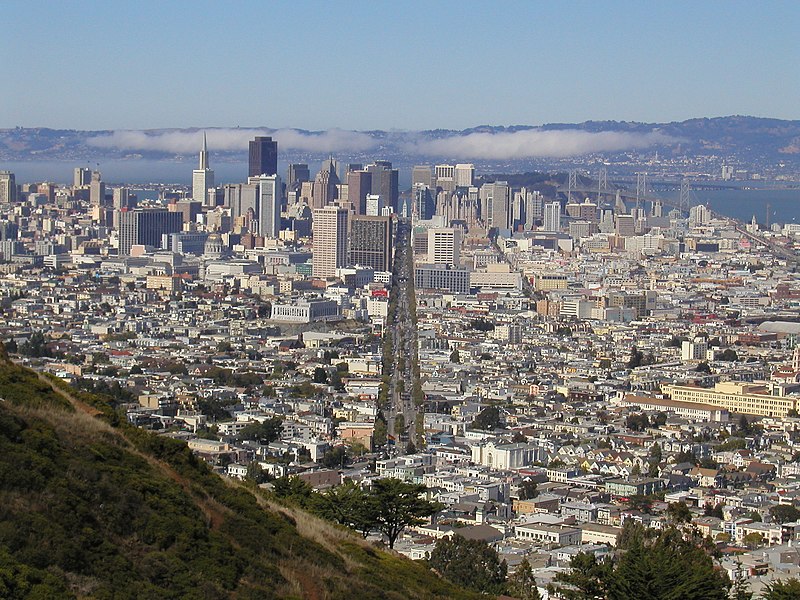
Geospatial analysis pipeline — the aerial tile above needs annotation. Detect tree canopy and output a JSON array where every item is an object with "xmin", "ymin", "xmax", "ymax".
[{"xmin": 427, "ymin": 535, "xmax": 507, "ymax": 595}]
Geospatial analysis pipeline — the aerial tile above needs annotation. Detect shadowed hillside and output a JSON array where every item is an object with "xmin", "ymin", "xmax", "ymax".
[{"xmin": 0, "ymin": 352, "xmax": 481, "ymax": 599}]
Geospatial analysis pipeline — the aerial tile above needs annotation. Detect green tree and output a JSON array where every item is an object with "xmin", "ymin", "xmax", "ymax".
[
  {"xmin": 507, "ymin": 557, "xmax": 541, "ymax": 600},
  {"xmin": 245, "ymin": 461, "xmax": 269, "ymax": 484},
  {"xmin": 763, "ymin": 578, "xmax": 800, "ymax": 599},
  {"xmin": 718, "ymin": 348, "xmax": 739, "ymax": 362},
  {"xmin": 608, "ymin": 526, "xmax": 730, "ymax": 600},
  {"xmin": 769, "ymin": 504, "xmax": 800, "ymax": 524},
  {"xmin": 237, "ymin": 417, "xmax": 283, "ymax": 444},
  {"xmin": 321, "ymin": 446, "xmax": 349, "ymax": 469},
  {"xmin": 519, "ymin": 479, "xmax": 538, "ymax": 501},
  {"xmin": 313, "ymin": 480, "xmax": 377, "ymax": 538},
  {"xmin": 472, "ymin": 406, "xmax": 501, "ymax": 430},
  {"xmin": 271, "ymin": 475, "xmax": 313, "ymax": 507},
  {"xmin": 696, "ymin": 361, "xmax": 712, "ymax": 373},
  {"xmin": 551, "ymin": 551, "xmax": 610, "ymax": 600},
  {"xmin": 427, "ymin": 534, "xmax": 507, "ymax": 595},
  {"xmin": 742, "ymin": 532, "xmax": 764, "ymax": 550},
  {"xmin": 449, "ymin": 348, "xmax": 461, "ymax": 363},
  {"xmin": 666, "ymin": 501, "xmax": 693, "ymax": 524},
  {"xmin": 313, "ymin": 367, "xmax": 329, "ymax": 384},
  {"xmin": 370, "ymin": 478, "xmax": 440, "ymax": 549},
  {"xmin": 730, "ymin": 561, "xmax": 753, "ymax": 600}
]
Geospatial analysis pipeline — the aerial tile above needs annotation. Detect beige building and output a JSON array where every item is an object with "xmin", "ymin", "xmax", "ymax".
[
  {"xmin": 312, "ymin": 206, "xmax": 348, "ymax": 278},
  {"xmin": 663, "ymin": 382, "xmax": 798, "ymax": 418}
]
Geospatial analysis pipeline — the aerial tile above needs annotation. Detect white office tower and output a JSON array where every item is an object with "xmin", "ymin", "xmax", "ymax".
[
  {"xmin": 480, "ymin": 181, "xmax": 511, "ymax": 230},
  {"xmin": 312, "ymin": 206, "xmax": 348, "ymax": 278},
  {"xmin": 434, "ymin": 164, "xmax": 455, "ymax": 193},
  {"xmin": 366, "ymin": 194, "xmax": 385, "ymax": 216},
  {"xmin": 427, "ymin": 228, "xmax": 461, "ymax": 266},
  {"xmin": 251, "ymin": 174, "xmax": 282, "ymax": 238},
  {"xmin": 543, "ymin": 201, "xmax": 561, "ymax": 232},
  {"xmin": 73, "ymin": 167, "xmax": 91, "ymax": 188},
  {"xmin": 688, "ymin": 204, "xmax": 711, "ymax": 228},
  {"xmin": 515, "ymin": 188, "xmax": 544, "ymax": 229},
  {"xmin": 193, "ymin": 132, "xmax": 215, "ymax": 206},
  {"xmin": 90, "ymin": 170, "xmax": 105, "ymax": 207},
  {"xmin": 454, "ymin": 164, "xmax": 475, "ymax": 187},
  {"xmin": 0, "ymin": 171, "xmax": 16, "ymax": 203}
]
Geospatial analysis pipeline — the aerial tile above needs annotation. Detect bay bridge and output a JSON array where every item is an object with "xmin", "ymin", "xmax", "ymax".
[{"xmin": 555, "ymin": 169, "xmax": 800, "ymax": 266}]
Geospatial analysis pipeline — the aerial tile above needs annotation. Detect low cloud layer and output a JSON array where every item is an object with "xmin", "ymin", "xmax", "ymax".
[
  {"xmin": 405, "ymin": 129, "xmax": 675, "ymax": 159},
  {"xmin": 88, "ymin": 128, "xmax": 378, "ymax": 154}
]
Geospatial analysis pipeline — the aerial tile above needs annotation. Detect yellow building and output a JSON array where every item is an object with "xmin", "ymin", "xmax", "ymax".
[{"xmin": 663, "ymin": 382, "xmax": 797, "ymax": 418}]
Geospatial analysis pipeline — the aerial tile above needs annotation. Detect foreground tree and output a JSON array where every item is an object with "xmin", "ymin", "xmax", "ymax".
[
  {"xmin": 370, "ymin": 478, "xmax": 440, "ymax": 549},
  {"xmin": 551, "ymin": 551, "xmax": 610, "ymax": 600},
  {"xmin": 427, "ymin": 535, "xmax": 507, "ymax": 595},
  {"xmin": 607, "ymin": 525, "xmax": 730, "ymax": 600},
  {"xmin": 763, "ymin": 578, "xmax": 800, "ymax": 599},
  {"xmin": 507, "ymin": 557, "xmax": 541, "ymax": 600}
]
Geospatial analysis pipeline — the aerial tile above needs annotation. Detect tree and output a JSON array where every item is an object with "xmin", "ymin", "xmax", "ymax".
[
  {"xmin": 769, "ymin": 504, "xmax": 800, "ymax": 524},
  {"xmin": 743, "ymin": 532, "xmax": 764, "ymax": 549},
  {"xmin": 216, "ymin": 340, "xmax": 233, "ymax": 353},
  {"xmin": 696, "ymin": 361, "xmax": 712, "ymax": 373},
  {"xmin": 271, "ymin": 476, "xmax": 314, "ymax": 507},
  {"xmin": 730, "ymin": 561, "xmax": 753, "ymax": 600},
  {"xmin": 627, "ymin": 347, "xmax": 644, "ymax": 369},
  {"xmin": 718, "ymin": 348, "xmax": 739, "ymax": 362},
  {"xmin": 321, "ymin": 446, "xmax": 349, "ymax": 469},
  {"xmin": 704, "ymin": 503, "xmax": 724, "ymax": 519},
  {"xmin": 427, "ymin": 534, "xmax": 507, "ymax": 595},
  {"xmin": 472, "ymin": 406, "xmax": 501, "ymax": 430},
  {"xmin": 507, "ymin": 558, "xmax": 541, "ymax": 600},
  {"xmin": 519, "ymin": 479, "xmax": 538, "ymax": 501},
  {"xmin": 625, "ymin": 413, "xmax": 649, "ymax": 432},
  {"xmin": 666, "ymin": 501, "xmax": 693, "ymax": 524},
  {"xmin": 312, "ymin": 481, "xmax": 377, "ymax": 538},
  {"xmin": 245, "ymin": 461, "xmax": 269, "ymax": 484},
  {"xmin": 608, "ymin": 526, "xmax": 730, "ymax": 600},
  {"xmin": 449, "ymin": 348, "xmax": 461, "ymax": 363},
  {"xmin": 370, "ymin": 478, "xmax": 440, "ymax": 549},
  {"xmin": 237, "ymin": 417, "xmax": 283, "ymax": 444},
  {"xmin": 313, "ymin": 367, "xmax": 329, "ymax": 384},
  {"xmin": 551, "ymin": 551, "xmax": 610, "ymax": 600},
  {"xmin": 763, "ymin": 578, "xmax": 800, "ymax": 599}
]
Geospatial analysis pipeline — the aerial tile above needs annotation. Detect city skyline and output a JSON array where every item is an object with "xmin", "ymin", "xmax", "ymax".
[{"xmin": 2, "ymin": 1, "xmax": 798, "ymax": 132}]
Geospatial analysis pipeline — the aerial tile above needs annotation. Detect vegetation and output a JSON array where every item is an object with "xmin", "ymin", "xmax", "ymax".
[
  {"xmin": 763, "ymin": 578, "xmax": 800, "ymax": 599},
  {"xmin": 427, "ymin": 535, "xmax": 507, "ymax": 594},
  {"xmin": 471, "ymin": 406, "xmax": 502, "ymax": 430},
  {"xmin": 769, "ymin": 504, "xmax": 800, "ymax": 524},
  {"xmin": 0, "ymin": 354, "xmax": 479, "ymax": 599},
  {"xmin": 550, "ymin": 522, "xmax": 730, "ymax": 600},
  {"xmin": 507, "ymin": 558, "xmax": 542, "ymax": 600}
]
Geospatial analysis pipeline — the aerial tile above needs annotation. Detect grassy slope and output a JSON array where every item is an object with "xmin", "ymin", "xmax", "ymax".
[{"xmin": 0, "ymin": 357, "xmax": 480, "ymax": 600}]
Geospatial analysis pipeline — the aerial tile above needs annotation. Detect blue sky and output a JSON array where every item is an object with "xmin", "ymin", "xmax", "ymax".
[{"xmin": 3, "ymin": 0, "xmax": 798, "ymax": 131}]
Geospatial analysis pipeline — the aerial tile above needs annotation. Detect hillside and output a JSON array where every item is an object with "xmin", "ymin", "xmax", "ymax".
[{"xmin": 0, "ymin": 353, "xmax": 480, "ymax": 599}]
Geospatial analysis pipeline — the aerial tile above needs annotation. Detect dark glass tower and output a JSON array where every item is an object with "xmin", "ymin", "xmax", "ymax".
[{"xmin": 248, "ymin": 136, "xmax": 278, "ymax": 178}]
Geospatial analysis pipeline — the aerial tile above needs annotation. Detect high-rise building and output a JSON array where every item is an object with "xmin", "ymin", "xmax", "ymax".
[
  {"xmin": 435, "ymin": 164, "xmax": 456, "ymax": 193},
  {"xmin": 248, "ymin": 136, "xmax": 278, "ymax": 178},
  {"xmin": 543, "ymin": 202, "xmax": 561, "ymax": 233},
  {"xmin": 427, "ymin": 228, "xmax": 461, "ymax": 266},
  {"xmin": 90, "ymin": 171, "xmax": 106, "ymax": 207},
  {"xmin": 287, "ymin": 163, "xmax": 310, "ymax": 189},
  {"xmin": 347, "ymin": 169, "xmax": 372, "ymax": 215},
  {"xmin": 0, "ymin": 172, "xmax": 16, "ymax": 203},
  {"xmin": 454, "ymin": 164, "xmax": 475, "ymax": 188},
  {"xmin": 349, "ymin": 215, "xmax": 393, "ymax": 272},
  {"xmin": 365, "ymin": 194, "xmax": 385, "ymax": 216},
  {"xmin": 193, "ymin": 132, "xmax": 215, "ymax": 206},
  {"xmin": 73, "ymin": 167, "xmax": 91, "ymax": 188},
  {"xmin": 414, "ymin": 184, "xmax": 435, "ymax": 220},
  {"xmin": 312, "ymin": 158, "xmax": 340, "ymax": 208},
  {"xmin": 251, "ymin": 174, "xmax": 282, "ymax": 238},
  {"xmin": 365, "ymin": 161, "xmax": 398, "ymax": 213},
  {"xmin": 412, "ymin": 165, "xmax": 433, "ymax": 189},
  {"xmin": 312, "ymin": 206, "xmax": 348, "ymax": 278},
  {"xmin": 118, "ymin": 209, "xmax": 183, "ymax": 255},
  {"xmin": 480, "ymin": 181, "xmax": 511, "ymax": 230}
]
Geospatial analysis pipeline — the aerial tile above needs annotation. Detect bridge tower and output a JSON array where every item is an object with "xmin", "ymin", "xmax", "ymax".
[
  {"xmin": 567, "ymin": 170, "xmax": 578, "ymax": 204},
  {"xmin": 679, "ymin": 179, "xmax": 691, "ymax": 214},
  {"xmin": 635, "ymin": 172, "xmax": 647, "ymax": 216},
  {"xmin": 597, "ymin": 168, "xmax": 608, "ymax": 203}
]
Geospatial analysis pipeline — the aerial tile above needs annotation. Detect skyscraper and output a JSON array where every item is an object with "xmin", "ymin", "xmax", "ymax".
[
  {"xmin": 312, "ymin": 159, "xmax": 340, "ymax": 208},
  {"xmin": 287, "ymin": 163, "xmax": 310, "ymax": 189},
  {"xmin": 248, "ymin": 136, "xmax": 278, "ymax": 178},
  {"xmin": 480, "ymin": 181, "xmax": 511, "ymax": 230},
  {"xmin": 365, "ymin": 161, "xmax": 399, "ymax": 213},
  {"xmin": 73, "ymin": 167, "xmax": 91, "ymax": 188},
  {"xmin": 347, "ymin": 169, "xmax": 372, "ymax": 215},
  {"xmin": 349, "ymin": 215, "xmax": 393, "ymax": 272},
  {"xmin": 412, "ymin": 165, "xmax": 433, "ymax": 189},
  {"xmin": 192, "ymin": 132, "xmax": 215, "ymax": 206},
  {"xmin": 454, "ymin": 164, "xmax": 475, "ymax": 188},
  {"xmin": 543, "ymin": 201, "xmax": 561, "ymax": 233},
  {"xmin": 251, "ymin": 174, "xmax": 282, "ymax": 238},
  {"xmin": 0, "ymin": 171, "xmax": 16, "ymax": 203},
  {"xmin": 427, "ymin": 228, "xmax": 461, "ymax": 266},
  {"xmin": 90, "ymin": 171, "xmax": 106, "ymax": 207},
  {"xmin": 118, "ymin": 209, "xmax": 183, "ymax": 255},
  {"xmin": 312, "ymin": 206, "xmax": 348, "ymax": 278}
]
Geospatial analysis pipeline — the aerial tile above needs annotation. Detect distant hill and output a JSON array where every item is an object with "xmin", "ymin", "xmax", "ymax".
[
  {"xmin": 2, "ymin": 116, "xmax": 800, "ymax": 170},
  {"xmin": 0, "ymin": 354, "xmax": 479, "ymax": 599}
]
